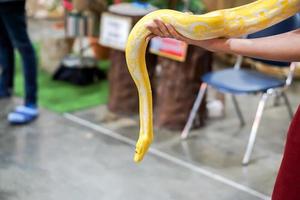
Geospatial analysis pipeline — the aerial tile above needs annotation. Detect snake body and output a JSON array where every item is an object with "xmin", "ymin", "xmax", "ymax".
[{"xmin": 125, "ymin": 0, "xmax": 300, "ymax": 163}]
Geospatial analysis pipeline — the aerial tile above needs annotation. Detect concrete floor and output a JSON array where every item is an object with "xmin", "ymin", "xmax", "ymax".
[
  {"xmin": 1, "ymin": 19, "xmax": 300, "ymax": 200},
  {"xmin": 1, "ymin": 83, "xmax": 299, "ymax": 200}
]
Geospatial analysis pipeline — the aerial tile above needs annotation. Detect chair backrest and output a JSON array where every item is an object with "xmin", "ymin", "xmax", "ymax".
[{"xmin": 247, "ymin": 13, "xmax": 300, "ymax": 67}]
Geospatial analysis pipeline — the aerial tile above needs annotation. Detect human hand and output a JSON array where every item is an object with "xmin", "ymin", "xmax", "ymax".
[
  {"xmin": 146, "ymin": 19, "xmax": 229, "ymax": 53},
  {"xmin": 146, "ymin": 19, "xmax": 194, "ymax": 44}
]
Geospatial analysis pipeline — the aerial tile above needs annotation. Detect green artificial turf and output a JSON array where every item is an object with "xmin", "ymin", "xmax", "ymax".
[{"xmin": 14, "ymin": 44, "xmax": 110, "ymax": 113}]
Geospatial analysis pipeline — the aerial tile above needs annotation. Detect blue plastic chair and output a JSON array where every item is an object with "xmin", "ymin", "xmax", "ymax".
[{"xmin": 181, "ymin": 14, "xmax": 299, "ymax": 165}]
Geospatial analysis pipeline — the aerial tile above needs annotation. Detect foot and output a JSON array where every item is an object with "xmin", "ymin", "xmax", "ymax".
[
  {"xmin": 8, "ymin": 105, "xmax": 39, "ymax": 125},
  {"xmin": 0, "ymin": 91, "xmax": 12, "ymax": 99}
]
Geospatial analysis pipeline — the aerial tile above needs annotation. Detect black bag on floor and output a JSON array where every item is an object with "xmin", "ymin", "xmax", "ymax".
[{"xmin": 53, "ymin": 56, "xmax": 106, "ymax": 86}]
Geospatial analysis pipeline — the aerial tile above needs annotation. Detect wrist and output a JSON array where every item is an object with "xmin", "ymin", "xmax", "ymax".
[{"xmin": 195, "ymin": 39, "xmax": 229, "ymax": 53}]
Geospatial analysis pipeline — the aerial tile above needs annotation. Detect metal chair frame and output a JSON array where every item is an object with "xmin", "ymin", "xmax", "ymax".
[{"xmin": 181, "ymin": 56, "xmax": 296, "ymax": 165}]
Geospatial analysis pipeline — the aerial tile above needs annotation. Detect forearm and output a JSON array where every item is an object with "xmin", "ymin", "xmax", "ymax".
[{"xmin": 195, "ymin": 29, "xmax": 300, "ymax": 62}]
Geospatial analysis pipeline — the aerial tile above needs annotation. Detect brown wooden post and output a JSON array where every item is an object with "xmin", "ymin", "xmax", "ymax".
[
  {"xmin": 107, "ymin": 4, "xmax": 157, "ymax": 115},
  {"xmin": 168, "ymin": 0, "xmax": 178, "ymax": 9},
  {"xmin": 154, "ymin": 46, "xmax": 213, "ymax": 130}
]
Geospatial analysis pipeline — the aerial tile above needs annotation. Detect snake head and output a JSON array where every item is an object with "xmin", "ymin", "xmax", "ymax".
[{"xmin": 134, "ymin": 134, "xmax": 153, "ymax": 163}]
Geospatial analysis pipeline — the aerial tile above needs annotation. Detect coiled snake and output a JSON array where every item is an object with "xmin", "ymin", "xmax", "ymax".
[{"xmin": 125, "ymin": 0, "xmax": 300, "ymax": 162}]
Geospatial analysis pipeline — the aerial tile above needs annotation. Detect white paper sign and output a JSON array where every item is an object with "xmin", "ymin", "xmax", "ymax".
[{"xmin": 100, "ymin": 12, "xmax": 132, "ymax": 51}]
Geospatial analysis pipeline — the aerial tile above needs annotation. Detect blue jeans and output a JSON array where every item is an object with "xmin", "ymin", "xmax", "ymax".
[{"xmin": 0, "ymin": 3, "xmax": 38, "ymax": 106}]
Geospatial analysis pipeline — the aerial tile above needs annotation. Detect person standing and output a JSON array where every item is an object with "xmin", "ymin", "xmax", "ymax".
[{"xmin": 0, "ymin": 0, "xmax": 39, "ymax": 124}]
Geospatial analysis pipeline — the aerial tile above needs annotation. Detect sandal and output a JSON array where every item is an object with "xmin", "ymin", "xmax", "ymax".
[{"xmin": 8, "ymin": 106, "xmax": 39, "ymax": 125}]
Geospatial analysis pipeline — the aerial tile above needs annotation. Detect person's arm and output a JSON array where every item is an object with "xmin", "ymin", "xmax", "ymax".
[{"xmin": 147, "ymin": 19, "xmax": 300, "ymax": 62}]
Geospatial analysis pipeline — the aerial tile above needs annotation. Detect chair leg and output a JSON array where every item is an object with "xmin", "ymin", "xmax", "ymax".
[
  {"xmin": 242, "ymin": 93, "xmax": 269, "ymax": 165},
  {"xmin": 181, "ymin": 83, "xmax": 208, "ymax": 139},
  {"xmin": 231, "ymin": 95, "xmax": 245, "ymax": 127},
  {"xmin": 281, "ymin": 91, "xmax": 294, "ymax": 119},
  {"xmin": 273, "ymin": 92, "xmax": 281, "ymax": 107}
]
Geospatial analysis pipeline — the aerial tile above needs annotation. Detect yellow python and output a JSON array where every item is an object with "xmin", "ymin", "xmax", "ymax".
[{"xmin": 125, "ymin": 0, "xmax": 300, "ymax": 163}]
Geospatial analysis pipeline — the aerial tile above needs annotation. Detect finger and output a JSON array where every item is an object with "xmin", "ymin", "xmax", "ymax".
[
  {"xmin": 167, "ymin": 24, "xmax": 192, "ymax": 44},
  {"xmin": 146, "ymin": 23, "xmax": 164, "ymax": 38},
  {"xmin": 166, "ymin": 24, "xmax": 185, "ymax": 41},
  {"xmin": 146, "ymin": 34, "xmax": 156, "ymax": 42},
  {"xmin": 154, "ymin": 19, "xmax": 170, "ymax": 37}
]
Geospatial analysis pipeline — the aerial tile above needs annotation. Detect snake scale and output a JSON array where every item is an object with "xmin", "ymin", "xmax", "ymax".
[{"xmin": 125, "ymin": 0, "xmax": 300, "ymax": 163}]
